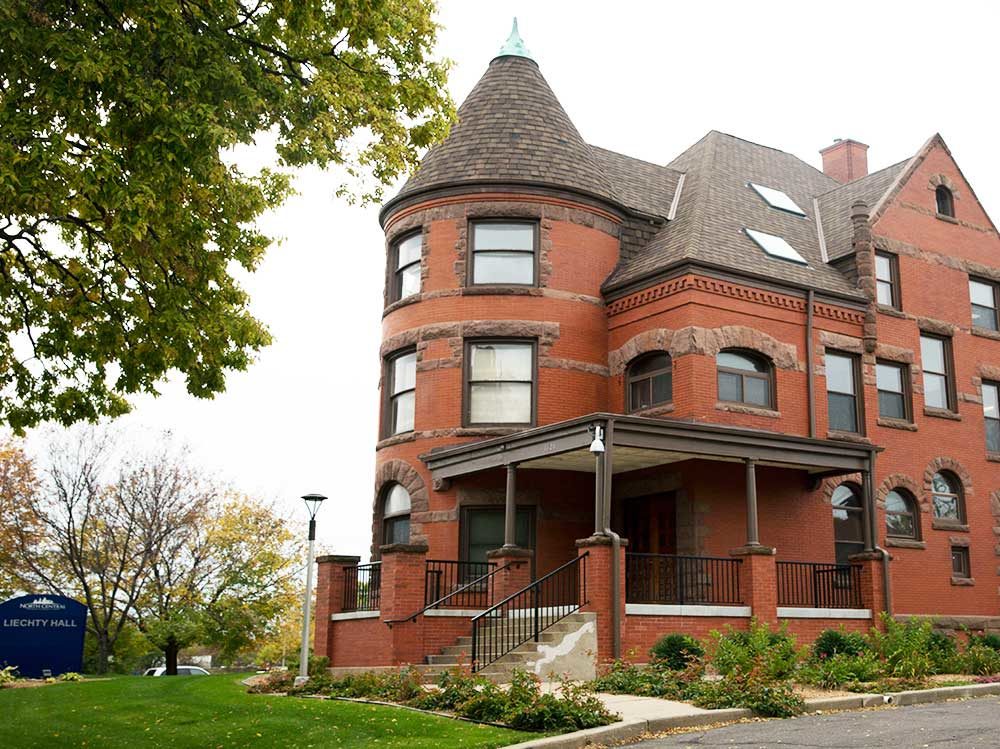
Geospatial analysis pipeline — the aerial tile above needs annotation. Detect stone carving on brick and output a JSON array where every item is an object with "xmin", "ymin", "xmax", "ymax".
[{"xmin": 372, "ymin": 460, "xmax": 430, "ymax": 555}]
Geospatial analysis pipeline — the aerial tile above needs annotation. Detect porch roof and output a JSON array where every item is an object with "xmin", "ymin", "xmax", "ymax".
[{"xmin": 422, "ymin": 413, "xmax": 877, "ymax": 480}]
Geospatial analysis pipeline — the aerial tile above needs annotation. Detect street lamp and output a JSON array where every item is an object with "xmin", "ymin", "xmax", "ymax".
[{"xmin": 296, "ymin": 493, "xmax": 326, "ymax": 686}]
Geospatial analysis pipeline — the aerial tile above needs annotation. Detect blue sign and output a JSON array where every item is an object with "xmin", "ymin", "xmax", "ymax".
[{"xmin": 0, "ymin": 595, "xmax": 87, "ymax": 678}]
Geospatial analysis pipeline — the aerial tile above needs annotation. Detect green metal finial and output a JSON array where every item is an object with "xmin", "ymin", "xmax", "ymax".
[{"xmin": 497, "ymin": 17, "xmax": 533, "ymax": 60}]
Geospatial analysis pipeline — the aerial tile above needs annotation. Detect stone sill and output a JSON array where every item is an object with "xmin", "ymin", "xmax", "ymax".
[
  {"xmin": 951, "ymin": 577, "xmax": 975, "ymax": 586},
  {"xmin": 626, "ymin": 604, "xmax": 751, "ymax": 618},
  {"xmin": 777, "ymin": 607, "xmax": 872, "ymax": 620},
  {"xmin": 986, "ymin": 453, "xmax": 1000, "ymax": 464},
  {"xmin": 923, "ymin": 407, "xmax": 962, "ymax": 421},
  {"xmin": 462, "ymin": 284, "xmax": 541, "ymax": 296},
  {"xmin": 715, "ymin": 402, "xmax": 781, "ymax": 419},
  {"xmin": 877, "ymin": 417, "xmax": 917, "ymax": 431},
  {"xmin": 936, "ymin": 213, "xmax": 959, "ymax": 224},
  {"xmin": 932, "ymin": 519, "xmax": 969, "ymax": 532},
  {"xmin": 425, "ymin": 609, "xmax": 486, "ymax": 618},
  {"xmin": 330, "ymin": 610, "xmax": 380, "ymax": 622},
  {"xmin": 827, "ymin": 430, "xmax": 872, "ymax": 445},
  {"xmin": 876, "ymin": 305, "xmax": 906, "ymax": 319},
  {"xmin": 631, "ymin": 403, "xmax": 676, "ymax": 418},
  {"xmin": 971, "ymin": 327, "xmax": 1000, "ymax": 342},
  {"xmin": 885, "ymin": 538, "xmax": 926, "ymax": 550}
]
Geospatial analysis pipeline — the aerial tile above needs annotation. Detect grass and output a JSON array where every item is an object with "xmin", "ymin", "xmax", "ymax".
[{"xmin": 0, "ymin": 674, "xmax": 534, "ymax": 748}]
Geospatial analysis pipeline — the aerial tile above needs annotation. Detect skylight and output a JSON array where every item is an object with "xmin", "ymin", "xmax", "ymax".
[
  {"xmin": 744, "ymin": 229, "xmax": 808, "ymax": 265},
  {"xmin": 748, "ymin": 182, "xmax": 807, "ymax": 216}
]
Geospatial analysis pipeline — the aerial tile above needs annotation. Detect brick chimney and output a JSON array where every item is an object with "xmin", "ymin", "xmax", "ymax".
[{"xmin": 820, "ymin": 139, "xmax": 869, "ymax": 183}]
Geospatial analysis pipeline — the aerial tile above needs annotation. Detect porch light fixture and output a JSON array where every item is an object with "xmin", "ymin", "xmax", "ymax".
[
  {"xmin": 296, "ymin": 493, "xmax": 327, "ymax": 686},
  {"xmin": 589, "ymin": 425, "xmax": 605, "ymax": 454}
]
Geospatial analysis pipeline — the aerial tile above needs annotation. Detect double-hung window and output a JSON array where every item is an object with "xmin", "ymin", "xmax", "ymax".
[
  {"xmin": 920, "ymin": 334, "xmax": 954, "ymax": 411},
  {"xmin": 970, "ymin": 278, "xmax": 999, "ymax": 331},
  {"xmin": 385, "ymin": 350, "xmax": 416, "ymax": 436},
  {"xmin": 826, "ymin": 351, "xmax": 861, "ymax": 433},
  {"xmin": 470, "ymin": 221, "xmax": 537, "ymax": 285},
  {"xmin": 875, "ymin": 252, "xmax": 899, "ymax": 309},
  {"xmin": 984, "ymin": 381, "xmax": 1000, "ymax": 453},
  {"xmin": 390, "ymin": 233, "xmax": 422, "ymax": 303},
  {"xmin": 876, "ymin": 360, "xmax": 910, "ymax": 421},
  {"xmin": 465, "ymin": 340, "xmax": 535, "ymax": 426}
]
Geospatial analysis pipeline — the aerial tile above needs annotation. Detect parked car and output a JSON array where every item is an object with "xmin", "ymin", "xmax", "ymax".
[{"xmin": 142, "ymin": 666, "xmax": 210, "ymax": 676}]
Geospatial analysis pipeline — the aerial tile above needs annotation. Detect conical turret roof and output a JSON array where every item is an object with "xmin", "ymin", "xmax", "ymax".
[{"xmin": 383, "ymin": 36, "xmax": 618, "ymax": 218}]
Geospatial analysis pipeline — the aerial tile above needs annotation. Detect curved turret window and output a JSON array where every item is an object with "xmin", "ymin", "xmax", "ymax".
[
  {"xmin": 391, "ymin": 232, "xmax": 422, "ymax": 303},
  {"xmin": 465, "ymin": 340, "xmax": 535, "ymax": 426},
  {"xmin": 626, "ymin": 353, "xmax": 672, "ymax": 412},
  {"xmin": 717, "ymin": 350, "xmax": 774, "ymax": 409},
  {"xmin": 384, "ymin": 349, "xmax": 416, "ymax": 436},
  {"xmin": 382, "ymin": 484, "xmax": 411, "ymax": 545},
  {"xmin": 470, "ymin": 221, "xmax": 537, "ymax": 286}
]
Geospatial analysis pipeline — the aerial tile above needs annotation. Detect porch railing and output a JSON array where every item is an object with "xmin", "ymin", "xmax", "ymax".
[
  {"xmin": 626, "ymin": 553, "xmax": 743, "ymax": 606},
  {"xmin": 386, "ymin": 560, "xmax": 514, "ymax": 626},
  {"xmin": 424, "ymin": 560, "xmax": 496, "ymax": 609},
  {"xmin": 343, "ymin": 561, "xmax": 381, "ymax": 612},
  {"xmin": 471, "ymin": 553, "xmax": 587, "ymax": 673},
  {"xmin": 776, "ymin": 561, "xmax": 862, "ymax": 609}
]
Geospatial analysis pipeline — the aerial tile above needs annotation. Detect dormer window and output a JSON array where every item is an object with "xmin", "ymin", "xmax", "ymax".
[
  {"xmin": 470, "ymin": 221, "xmax": 537, "ymax": 285},
  {"xmin": 748, "ymin": 182, "xmax": 806, "ymax": 217},
  {"xmin": 744, "ymin": 229, "xmax": 808, "ymax": 265},
  {"xmin": 936, "ymin": 186, "xmax": 955, "ymax": 218}
]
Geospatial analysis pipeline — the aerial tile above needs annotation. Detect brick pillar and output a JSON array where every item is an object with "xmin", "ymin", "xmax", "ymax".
[
  {"xmin": 379, "ymin": 542, "xmax": 429, "ymax": 665},
  {"xmin": 486, "ymin": 547, "xmax": 533, "ymax": 600},
  {"xmin": 731, "ymin": 544, "xmax": 777, "ymax": 625},
  {"xmin": 313, "ymin": 554, "xmax": 360, "ymax": 661},
  {"xmin": 850, "ymin": 550, "xmax": 888, "ymax": 627},
  {"xmin": 576, "ymin": 535, "xmax": 626, "ymax": 663}
]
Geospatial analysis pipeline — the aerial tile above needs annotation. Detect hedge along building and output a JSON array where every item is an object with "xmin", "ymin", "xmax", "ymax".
[{"xmin": 315, "ymin": 22, "xmax": 1000, "ymax": 677}]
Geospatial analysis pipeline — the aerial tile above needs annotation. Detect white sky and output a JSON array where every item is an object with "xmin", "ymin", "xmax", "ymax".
[{"xmin": 22, "ymin": 0, "xmax": 1000, "ymax": 561}]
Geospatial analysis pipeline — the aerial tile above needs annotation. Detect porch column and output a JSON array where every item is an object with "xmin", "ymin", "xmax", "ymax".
[
  {"xmin": 503, "ymin": 462, "xmax": 518, "ymax": 548},
  {"xmin": 744, "ymin": 458, "xmax": 761, "ymax": 546}
]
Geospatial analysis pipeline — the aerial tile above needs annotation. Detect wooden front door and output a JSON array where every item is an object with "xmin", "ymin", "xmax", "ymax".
[{"xmin": 623, "ymin": 493, "xmax": 677, "ymax": 554}]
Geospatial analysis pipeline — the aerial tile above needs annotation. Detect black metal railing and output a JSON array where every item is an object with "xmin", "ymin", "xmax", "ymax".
[
  {"xmin": 386, "ymin": 560, "xmax": 514, "ymax": 626},
  {"xmin": 776, "ymin": 561, "xmax": 862, "ymax": 609},
  {"xmin": 471, "ymin": 553, "xmax": 588, "ymax": 673},
  {"xmin": 424, "ymin": 560, "xmax": 496, "ymax": 609},
  {"xmin": 343, "ymin": 562, "xmax": 381, "ymax": 612},
  {"xmin": 626, "ymin": 553, "xmax": 743, "ymax": 605}
]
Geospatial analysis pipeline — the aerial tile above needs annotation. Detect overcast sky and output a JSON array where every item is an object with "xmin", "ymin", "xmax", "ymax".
[{"xmin": 23, "ymin": 0, "xmax": 1000, "ymax": 560}]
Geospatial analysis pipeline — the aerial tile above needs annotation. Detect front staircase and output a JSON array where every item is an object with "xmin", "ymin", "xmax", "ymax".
[{"xmin": 425, "ymin": 612, "xmax": 597, "ymax": 682}]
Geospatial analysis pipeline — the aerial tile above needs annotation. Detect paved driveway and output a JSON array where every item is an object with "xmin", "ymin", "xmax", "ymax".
[{"xmin": 634, "ymin": 696, "xmax": 1000, "ymax": 748}]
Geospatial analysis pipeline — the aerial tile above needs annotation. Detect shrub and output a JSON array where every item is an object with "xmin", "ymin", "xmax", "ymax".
[
  {"xmin": 247, "ymin": 670, "xmax": 294, "ymax": 694},
  {"xmin": 412, "ymin": 668, "xmax": 487, "ymax": 711},
  {"xmin": 708, "ymin": 620, "xmax": 798, "ymax": 681},
  {"xmin": 504, "ymin": 676, "xmax": 617, "ymax": 732},
  {"xmin": 927, "ymin": 631, "xmax": 960, "ymax": 674},
  {"xmin": 959, "ymin": 644, "xmax": 1000, "ymax": 676},
  {"xmin": 970, "ymin": 633, "xmax": 1000, "ymax": 652},
  {"xmin": 800, "ymin": 652, "xmax": 881, "ymax": 690},
  {"xmin": 0, "ymin": 666, "xmax": 18, "ymax": 687},
  {"xmin": 650, "ymin": 634, "xmax": 705, "ymax": 670},
  {"xmin": 868, "ymin": 615, "xmax": 935, "ymax": 679},
  {"xmin": 58, "ymin": 672, "xmax": 84, "ymax": 682},
  {"xmin": 812, "ymin": 629, "xmax": 869, "ymax": 660},
  {"xmin": 590, "ymin": 659, "xmax": 694, "ymax": 699},
  {"xmin": 689, "ymin": 668, "xmax": 804, "ymax": 718}
]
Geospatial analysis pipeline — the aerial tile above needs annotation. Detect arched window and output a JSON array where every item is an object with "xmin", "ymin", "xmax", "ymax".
[
  {"xmin": 382, "ymin": 484, "xmax": 411, "ymax": 545},
  {"xmin": 936, "ymin": 186, "xmax": 955, "ymax": 218},
  {"xmin": 717, "ymin": 350, "xmax": 774, "ymax": 409},
  {"xmin": 885, "ymin": 489, "xmax": 919, "ymax": 539},
  {"xmin": 626, "ymin": 353, "xmax": 672, "ymax": 412},
  {"xmin": 931, "ymin": 471, "xmax": 965, "ymax": 523},
  {"xmin": 832, "ymin": 483, "xmax": 865, "ymax": 565}
]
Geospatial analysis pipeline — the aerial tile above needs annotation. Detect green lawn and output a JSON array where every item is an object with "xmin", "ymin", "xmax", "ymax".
[{"xmin": 0, "ymin": 674, "xmax": 533, "ymax": 748}]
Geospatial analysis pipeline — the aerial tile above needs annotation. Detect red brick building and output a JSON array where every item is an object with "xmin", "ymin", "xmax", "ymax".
[{"xmin": 315, "ymin": 24, "xmax": 1000, "ymax": 677}]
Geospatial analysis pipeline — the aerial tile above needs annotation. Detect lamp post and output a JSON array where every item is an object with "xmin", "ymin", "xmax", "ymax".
[{"xmin": 296, "ymin": 493, "xmax": 326, "ymax": 686}]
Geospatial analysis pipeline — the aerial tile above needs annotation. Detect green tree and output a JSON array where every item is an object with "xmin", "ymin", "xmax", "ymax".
[
  {"xmin": 0, "ymin": 1, "xmax": 453, "ymax": 431},
  {"xmin": 0, "ymin": 438, "xmax": 40, "ymax": 599}
]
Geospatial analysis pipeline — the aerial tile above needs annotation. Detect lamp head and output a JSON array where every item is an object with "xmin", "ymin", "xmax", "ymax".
[
  {"xmin": 589, "ymin": 425, "xmax": 605, "ymax": 454},
  {"xmin": 301, "ymin": 493, "xmax": 327, "ymax": 520}
]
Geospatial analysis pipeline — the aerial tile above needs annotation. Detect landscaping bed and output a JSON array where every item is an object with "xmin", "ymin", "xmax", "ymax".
[{"xmin": 590, "ymin": 615, "xmax": 1000, "ymax": 718}]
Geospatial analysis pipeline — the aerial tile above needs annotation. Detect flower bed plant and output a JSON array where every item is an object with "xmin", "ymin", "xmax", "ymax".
[{"xmin": 249, "ymin": 667, "xmax": 619, "ymax": 733}]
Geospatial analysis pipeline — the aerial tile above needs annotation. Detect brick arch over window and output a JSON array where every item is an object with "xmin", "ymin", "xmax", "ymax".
[
  {"xmin": 928, "ymin": 174, "xmax": 961, "ymax": 200},
  {"xmin": 922, "ymin": 457, "xmax": 973, "ymax": 503},
  {"xmin": 372, "ymin": 460, "xmax": 429, "ymax": 555},
  {"xmin": 819, "ymin": 473, "xmax": 863, "ymax": 505},
  {"xmin": 609, "ymin": 325, "xmax": 801, "ymax": 375},
  {"xmin": 876, "ymin": 473, "xmax": 926, "ymax": 512}
]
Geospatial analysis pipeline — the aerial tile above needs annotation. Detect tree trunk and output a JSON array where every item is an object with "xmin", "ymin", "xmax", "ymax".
[
  {"xmin": 95, "ymin": 635, "xmax": 110, "ymax": 675},
  {"xmin": 165, "ymin": 636, "xmax": 179, "ymax": 676}
]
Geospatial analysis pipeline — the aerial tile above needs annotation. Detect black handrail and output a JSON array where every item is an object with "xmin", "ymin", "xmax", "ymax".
[
  {"xmin": 385, "ymin": 560, "xmax": 513, "ymax": 626},
  {"xmin": 343, "ymin": 562, "xmax": 381, "ymax": 612},
  {"xmin": 776, "ymin": 561, "xmax": 862, "ymax": 608},
  {"xmin": 470, "ymin": 553, "xmax": 588, "ymax": 673},
  {"xmin": 626, "ymin": 553, "xmax": 743, "ymax": 605}
]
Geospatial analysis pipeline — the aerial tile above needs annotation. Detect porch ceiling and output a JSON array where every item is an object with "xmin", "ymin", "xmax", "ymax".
[{"xmin": 422, "ymin": 413, "xmax": 878, "ymax": 481}]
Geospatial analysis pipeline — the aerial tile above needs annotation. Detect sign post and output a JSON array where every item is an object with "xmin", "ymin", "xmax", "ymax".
[{"xmin": 0, "ymin": 595, "xmax": 87, "ymax": 678}]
